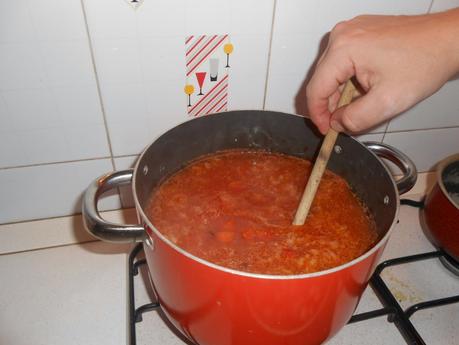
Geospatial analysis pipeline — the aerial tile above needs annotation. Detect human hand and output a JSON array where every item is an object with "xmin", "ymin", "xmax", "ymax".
[{"xmin": 306, "ymin": 8, "xmax": 459, "ymax": 134}]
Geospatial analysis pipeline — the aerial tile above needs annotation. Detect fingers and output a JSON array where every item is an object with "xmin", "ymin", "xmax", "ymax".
[
  {"xmin": 328, "ymin": 85, "xmax": 344, "ymax": 113},
  {"xmin": 330, "ymin": 86, "xmax": 396, "ymax": 133},
  {"xmin": 306, "ymin": 51, "xmax": 355, "ymax": 135}
]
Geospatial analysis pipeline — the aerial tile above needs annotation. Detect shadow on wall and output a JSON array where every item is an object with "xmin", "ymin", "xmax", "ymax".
[
  {"xmin": 294, "ymin": 33, "xmax": 330, "ymax": 117},
  {"xmin": 292, "ymin": 32, "xmax": 389, "ymax": 135}
]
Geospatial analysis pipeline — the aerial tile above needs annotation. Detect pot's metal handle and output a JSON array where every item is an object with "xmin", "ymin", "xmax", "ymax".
[
  {"xmin": 82, "ymin": 169, "xmax": 146, "ymax": 243},
  {"xmin": 364, "ymin": 141, "xmax": 417, "ymax": 194}
]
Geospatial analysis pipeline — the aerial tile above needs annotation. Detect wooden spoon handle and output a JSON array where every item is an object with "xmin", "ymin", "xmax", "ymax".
[{"xmin": 292, "ymin": 79, "xmax": 356, "ymax": 225}]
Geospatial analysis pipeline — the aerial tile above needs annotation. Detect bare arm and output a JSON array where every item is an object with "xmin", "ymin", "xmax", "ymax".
[{"xmin": 306, "ymin": 8, "xmax": 459, "ymax": 134}]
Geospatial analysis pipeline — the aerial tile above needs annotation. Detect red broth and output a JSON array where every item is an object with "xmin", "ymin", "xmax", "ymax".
[{"xmin": 147, "ymin": 150, "xmax": 377, "ymax": 275}]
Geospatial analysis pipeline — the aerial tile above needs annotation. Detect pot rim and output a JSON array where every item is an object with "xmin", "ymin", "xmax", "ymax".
[
  {"xmin": 436, "ymin": 153, "xmax": 459, "ymax": 210},
  {"xmin": 132, "ymin": 112, "xmax": 400, "ymax": 280}
]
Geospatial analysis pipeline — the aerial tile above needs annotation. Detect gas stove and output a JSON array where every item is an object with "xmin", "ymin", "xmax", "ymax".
[{"xmin": 128, "ymin": 200, "xmax": 459, "ymax": 345}]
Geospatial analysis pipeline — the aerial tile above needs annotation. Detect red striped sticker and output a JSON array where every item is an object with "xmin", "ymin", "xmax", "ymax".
[{"xmin": 184, "ymin": 35, "xmax": 233, "ymax": 117}]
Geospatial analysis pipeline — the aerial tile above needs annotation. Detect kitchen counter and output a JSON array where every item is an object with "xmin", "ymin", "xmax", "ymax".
[{"xmin": 1, "ymin": 195, "xmax": 458, "ymax": 345}]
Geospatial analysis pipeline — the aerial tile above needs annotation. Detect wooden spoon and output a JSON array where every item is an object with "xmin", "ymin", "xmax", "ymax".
[{"xmin": 292, "ymin": 79, "xmax": 357, "ymax": 225}]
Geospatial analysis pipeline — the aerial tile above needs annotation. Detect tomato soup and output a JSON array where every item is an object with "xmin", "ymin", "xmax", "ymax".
[{"xmin": 147, "ymin": 150, "xmax": 377, "ymax": 275}]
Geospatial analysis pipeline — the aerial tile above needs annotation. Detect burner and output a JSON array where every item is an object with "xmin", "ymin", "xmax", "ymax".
[{"xmin": 439, "ymin": 254, "xmax": 459, "ymax": 276}]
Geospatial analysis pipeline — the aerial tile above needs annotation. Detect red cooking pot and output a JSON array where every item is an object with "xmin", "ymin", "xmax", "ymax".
[
  {"xmin": 423, "ymin": 154, "xmax": 459, "ymax": 265},
  {"xmin": 82, "ymin": 110, "xmax": 417, "ymax": 345}
]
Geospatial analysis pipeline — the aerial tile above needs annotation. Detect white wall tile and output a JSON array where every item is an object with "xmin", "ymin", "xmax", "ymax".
[
  {"xmin": 353, "ymin": 133, "xmax": 384, "ymax": 143},
  {"xmin": 143, "ymin": 79, "xmax": 188, "ymax": 131},
  {"xmin": 383, "ymin": 127, "xmax": 459, "ymax": 172},
  {"xmin": 0, "ymin": 159, "xmax": 120, "ymax": 224},
  {"xmin": 91, "ymin": 38, "xmax": 142, "ymax": 84},
  {"xmin": 61, "ymin": 124, "xmax": 111, "ymax": 161},
  {"xmin": 184, "ymin": 0, "xmax": 231, "ymax": 35},
  {"xmin": 430, "ymin": 0, "xmax": 459, "ymax": 12},
  {"xmin": 139, "ymin": 36, "xmax": 186, "ymax": 82},
  {"xmin": 39, "ymin": 41, "xmax": 95, "ymax": 87},
  {"xmin": 229, "ymin": 34, "xmax": 270, "ymax": 110},
  {"xmin": 2, "ymin": 88, "xmax": 60, "ymax": 129},
  {"xmin": 82, "ymin": 0, "xmax": 137, "ymax": 40},
  {"xmin": 0, "ymin": 0, "xmax": 87, "ymax": 44},
  {"xmin": 0, "ymin": 126, "xmax": 109, "ymax": 169},
  {"xmin": 229, "ymin": 0, "xmax": 274, "ymax": 35},
  {"xmin": 137, "ymin": 0, "xmax": 186, "ymax": 37},
  {"xmin": 0, "ymin": 0, "xmax": 109, "ymax": 171},
  {"xmin": 2, "ymin": 85, "xmax": 104, "ymax": 129},
  {"xmin": 51, "ymin": 85, "xmax": 105, "ymax": 126},
  {"xmin": 264, "ymin": 74, "xmax": 306, "ymax": 114},
  {"xmin": 105, "ymin": 79, "xmax": 187, "ymax": 156},
  {"xmin": 28, "ymin": 0, "xmax": 87, "ymax": 41},
  {"xmin": 0, "ymin": 87, "xmax": 109, "ymax": 168},
  {"xmin": 85, "ymin": 0, "xmax": 273, "ymax": 157},
  {"xmin": 113, "ymin": 156, "xmax": 139, "ymax": 171},
  {"xmin": 101, "ymin": 79, "xmax": 188, "ymax": 156},
  {"xmin": 0, "ymin": 2, "xmax": 35, "ymax": 43},
  {"xmin": 388, "ymin": 79, "xmax": 459, "ymax": 131},
  {"xmin": 101, "ymin": 83, "xmax": 148, "ymax": 121},
  {"xmin": 266, "ymin": 0, "xmax": 432, "ymax": 121},
  {"xmin": 99, "ymin": 83, "xmax": 148, "ymax": 155},
  {"xmin": 0, "ymin": 43, "xmax": 46, "ymax": 90},
  {"xmin": 108, "ymin": 120, "xmax": 154, "ymax": 158},
  {"xmin": 273, "ymin": 0, "xmax": 431, "ymax": 37},
  {"xmin": 269, "ymin": 32, "xmax": 320, "ymax": 78}
]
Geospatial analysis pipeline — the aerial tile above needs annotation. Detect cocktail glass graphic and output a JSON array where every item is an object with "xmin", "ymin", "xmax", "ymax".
[
  {"xmin": 195, "ymin": 72, "xmax": 206, "ymax": 95},
  {"xmin": 223, "ymin": 42, "xmax": 233, "ymax": 68},
  {"xmin": 184, "ymin": 83, "xmax": 194, "ymax": 107},
  {"xmin": 209, "ymin": 58, "xmax": 219, "ymax": 82}
]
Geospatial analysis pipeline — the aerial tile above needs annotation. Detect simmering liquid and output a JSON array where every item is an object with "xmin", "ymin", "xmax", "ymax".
[{"xmin": 147, "ymin": 150, "xmax": 378, "ymax": 275}]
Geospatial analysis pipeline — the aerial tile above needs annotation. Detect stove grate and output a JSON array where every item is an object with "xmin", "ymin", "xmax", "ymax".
[{"xmin": 128, "ymin": 244, "xmax": 160, "ymax": 345}]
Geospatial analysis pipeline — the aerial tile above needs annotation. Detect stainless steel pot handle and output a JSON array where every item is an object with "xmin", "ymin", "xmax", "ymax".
[
  {"xmin": 82, "ymin": 169, "xmax": 146, "ymax": 243},
  {"xmin": 364, "ymin": 141, "xmax": 417, "ymax": 194}
]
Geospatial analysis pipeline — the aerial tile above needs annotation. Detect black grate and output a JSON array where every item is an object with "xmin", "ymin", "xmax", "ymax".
[
  {"xmin": 128, "ymin": 244, "xmax": 160, "ymax": 345},
  {"xmin": 128, "ymin": 200, "xmax": 459, "ymax": 345}
]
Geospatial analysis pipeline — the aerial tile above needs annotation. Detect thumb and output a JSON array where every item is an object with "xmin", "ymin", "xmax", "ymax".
[{"xmin": 330, "ymin": 87, "xmax": 396, "ymax": 133}]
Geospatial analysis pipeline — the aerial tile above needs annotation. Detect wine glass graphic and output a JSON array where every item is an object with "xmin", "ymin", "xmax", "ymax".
[
  {"xmin": 223, "ymin": 42, "xmax": 233, "ymax": 68},
  {"xmin": 195, "ymin": 72, "xmax": 207, "ymax": 95},
  {"xmin": 184, "ymin": 83, "xmax": 194, "ymax": 107}
]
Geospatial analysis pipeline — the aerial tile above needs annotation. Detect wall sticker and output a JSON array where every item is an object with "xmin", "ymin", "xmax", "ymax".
[{"xmin": 184, "ymin": 35, "xmax": 233, "ymax": 117}]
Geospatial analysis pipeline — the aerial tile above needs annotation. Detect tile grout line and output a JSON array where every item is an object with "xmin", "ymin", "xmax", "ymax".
[
  {"xmin": 381, "ymin": 121, "xmax": 390, "ymax": 142},
  {"xmin": 0, "ymin": 239, "xmax": 101, "ymax": 257},
  {"xmin": 0, "ymin": 207, "xmax": 135, "ymax": 227},
  {"xmin": 1, "ymin": 121, "xmax": 458, "ymax": 171},
  {"xmin": 0, "ymin": 156, "xmax": 111, "ymax": 171},
  {"xmin": 383, "ymin": 124, "xmax": 459, "ymax": 135},
  {"xmin": 262, "ymin": 0, "xmax": 278, "ymax": 110},
  {"xmin": 79, "ymin": 0, "xmax": 116, "ymax": 171},
  {"xmin": 0, "ymin": 154, "xmax": 140, "ymax": 171}
]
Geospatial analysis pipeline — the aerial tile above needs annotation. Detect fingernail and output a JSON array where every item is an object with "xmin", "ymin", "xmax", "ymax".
[{"xmin": 331, "ymin": 120, "xmax": 344, "ymax": 132}]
